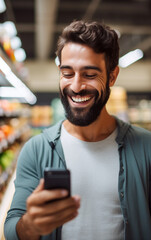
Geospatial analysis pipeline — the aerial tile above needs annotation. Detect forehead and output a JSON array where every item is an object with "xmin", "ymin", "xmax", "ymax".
[{"xmin": 61, "ymin": 43, "xmax": 106, "ymax": 70}]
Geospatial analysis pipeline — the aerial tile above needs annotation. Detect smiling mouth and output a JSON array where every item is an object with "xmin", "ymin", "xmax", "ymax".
[{"xmin": 71, "ymin": 96, "xmax": 92, "ymax": 103}]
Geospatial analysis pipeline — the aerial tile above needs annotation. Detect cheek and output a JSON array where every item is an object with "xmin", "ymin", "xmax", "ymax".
[
  {"xmin": 60, "ymin": 77, "xmax": 70, "ymax": 93},
  {"xmin": 87, "ymin": 77, "xmax": 106, "ymax": 97},
  {"xmin": 97, "ymin": 76, "xmax": 107, "ymax": 89}
]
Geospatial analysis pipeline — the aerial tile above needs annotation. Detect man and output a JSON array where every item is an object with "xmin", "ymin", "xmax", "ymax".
[{"xmin": 4, "ymin": 20, "xmax": 151, "ymax": 240}]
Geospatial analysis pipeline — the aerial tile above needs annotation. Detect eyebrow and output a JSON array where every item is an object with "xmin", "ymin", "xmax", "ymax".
[
  {"xmin": 60, "ymin": 65, "xmax": 72, "ymax": 70},
  {"xmin": 82, "ymin": 66, "xmax": 102, "ymax": 72},
  {"xmin": 60, "ymin": 65, "xmax": 102, "ymax": 72}
]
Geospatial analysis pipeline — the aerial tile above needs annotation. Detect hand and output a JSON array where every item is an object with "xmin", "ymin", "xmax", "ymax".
[{"xmin": 21, "ymin": 179, "xmax": 80, "ymax": 237}]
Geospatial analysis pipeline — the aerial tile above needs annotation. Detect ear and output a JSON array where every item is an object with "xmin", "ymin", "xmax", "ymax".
[{"xmin": 109, "ymin": 66, "xmax": 119, "ymax": 87}]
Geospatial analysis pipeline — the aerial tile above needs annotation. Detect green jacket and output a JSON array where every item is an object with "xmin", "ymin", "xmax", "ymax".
[{"xmin": 4, "ymin": 118, "xmax": 151, "ymax": 240}]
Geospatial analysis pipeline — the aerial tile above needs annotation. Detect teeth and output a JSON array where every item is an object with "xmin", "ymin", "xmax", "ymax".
[{"xmin": 71, "ymin": 96, "xmax": 91, "ymax": 103}]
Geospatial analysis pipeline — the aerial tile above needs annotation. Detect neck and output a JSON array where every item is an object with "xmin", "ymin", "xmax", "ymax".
[{"xmin": 63, "ymin": 107, "xmax": 117, "ymax": 142}]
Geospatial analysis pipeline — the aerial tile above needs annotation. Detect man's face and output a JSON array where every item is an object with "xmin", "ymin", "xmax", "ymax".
[{"xmin": 59, "ymin": 43, "xmax": 111, "ymax": 126}]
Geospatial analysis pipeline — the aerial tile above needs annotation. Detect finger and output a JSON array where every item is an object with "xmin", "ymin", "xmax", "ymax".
[
  {"xmin": 29, "ymin": 195, "xmax": 80, "ymax": 217},
  {"xmin": 33, "ymin": 206, "xmax": 79, "ymax": 234},
  {"xmin": 45, "ymin": 195, "xmax": 81, "ymax": 215},
  {"xmin": 34, "ymin": 179, "xmax": 44, "ymax": 193},
  {"xmin": 27, "ymin": 189, "xmax": 68, "ymax": 206}
]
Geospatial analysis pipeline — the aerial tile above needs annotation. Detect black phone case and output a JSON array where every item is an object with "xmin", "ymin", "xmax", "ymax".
[{"xmin": 44, "ymin": 168, "xmax": 71, "ymax": 196}]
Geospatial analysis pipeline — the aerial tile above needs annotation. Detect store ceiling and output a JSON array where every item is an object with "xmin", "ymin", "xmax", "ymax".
[{"xmin": 1, "ymin": 0, "xmax": 151, "ymax": 61}]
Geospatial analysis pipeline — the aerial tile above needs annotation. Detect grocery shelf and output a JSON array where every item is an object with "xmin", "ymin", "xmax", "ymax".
[
  {"xmin": 0, "ymin": 169, "xmax": 16, "ymax": 240},
  {"xmin": 0, "ymin": 109, "xmax": 27, "ymax": 118},
  {"xmin": 0, "ymin": 157, "xmax": 16, "ymax": 190},
  {"xmin": 0, "ymin": 140, "xmax": 27, "ymax": 239},
  {"xmin": 0, "ymin": 124, "xmax": 30, "ymax": 154},
  {"xmin": 0, "ymin": 106, "xmax": 31, "ymax": 118},
  {"xmin": 0, "ymin": 25, "xmax": 34, "ymax": 240}
]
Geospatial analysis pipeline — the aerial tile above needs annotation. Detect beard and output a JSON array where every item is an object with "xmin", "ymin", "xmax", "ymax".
[{"xmin": 60, "ymin": 81, "xmax": 110, "ymax": 126}]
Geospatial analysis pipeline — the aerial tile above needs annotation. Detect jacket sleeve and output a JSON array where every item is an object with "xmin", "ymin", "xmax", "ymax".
[
  {"xmin": 4, "ymin": 138, "xmax": 40, "ymax": 240},
  {"xmin": 149, "ymin": 134, "xmax": 151, "ymax": 216}
]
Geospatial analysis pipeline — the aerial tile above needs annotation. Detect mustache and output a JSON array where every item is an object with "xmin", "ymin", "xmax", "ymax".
[{"xmin": 63, "ymin": 88, "xmax": 98, "ymax": 97}]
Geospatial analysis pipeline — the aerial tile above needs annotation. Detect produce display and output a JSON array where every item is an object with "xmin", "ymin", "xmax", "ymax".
[
  {"xmin": 31, "ymin": 105, "xmax": 54, "ymax": 136},
  {"xmin": 0, "ymin": 100, "xmax": 31, "ymax": 203},
  {"xmin": 0, "ymin": 144, "xmax": 18, "ymax": 203},
  {"xmin": 0, "ymin": 23, "xmax": 33, "ymax": 238}
]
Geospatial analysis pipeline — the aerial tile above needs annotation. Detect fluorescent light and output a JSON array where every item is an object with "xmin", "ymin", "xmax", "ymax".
[
  {"xmin": 0, "ymin": 57, "xmax": 37, "ymax": 105},
  {"xmin": 14, "ymin": 48, "xmax": 26, "ymax": 62},
  {"xmin": 6, "ymin": 72, "xmax": 37, "ymax": 104},
  {"xmin": 119, "ymin": 49, "xmax": 143, "ymax": 68},
  {"xmin": 0, "ymin": 87, "xmax": 23, "ymax": 97},
  {"xmin": 0, "ymin": 86, "xmax": 37, "ymax": 104},
  {"xmin": 0, "ymin": 86, "xmax": 36, "ymax": 104},
  {"xmin": 115, "ymin": 29, "xmax": 121, "ymax": 38},
  {"xmin": 10, "ymin": 36, "xmax": 22, "ymax": 50},
  {"xmin": 0, "ymin": 57, "xmax": 11, "ymax": 75},
  {"xmin": 55, "ymin": 56, "xmax": 60, "ymax": 66},
  {"xmin": 3, "ymin": 21, "xmax": 17, "ymax": 38},
  {"xmin": 0, "ymin": 0, "xmax": 6, "ymax": 13}
]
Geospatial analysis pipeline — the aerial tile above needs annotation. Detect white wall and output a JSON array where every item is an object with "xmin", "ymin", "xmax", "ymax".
[
  {"xmin": 25, "ymin": 60, "xmax": 59, "ymax": 92},
  {"xmin": 25, "ymin": 60, "xmax": 151, "ymax": 92},
  {"xmin": 116, "ymin": 60, "xmax": 151, "ymax": 91}
]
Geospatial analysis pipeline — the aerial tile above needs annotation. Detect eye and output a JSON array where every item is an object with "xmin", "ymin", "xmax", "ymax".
[
  {"xmin": 84, "ymin": 73, "xmax": 97, "ymax": 79},
  {"xmin": 61, "ymin": 72, "xmax": 74, "ymax": 78}
]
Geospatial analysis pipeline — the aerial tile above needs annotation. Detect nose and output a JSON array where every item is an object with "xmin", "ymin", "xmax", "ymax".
[{"xmin": 70, "ymin": 73, "xmax": 86, "ymax": 93}]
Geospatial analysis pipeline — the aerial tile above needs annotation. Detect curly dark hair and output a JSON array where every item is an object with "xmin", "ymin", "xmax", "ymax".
[{"xmin": 56, "ymin": 20, "xmax": 119, "ymax": 77}]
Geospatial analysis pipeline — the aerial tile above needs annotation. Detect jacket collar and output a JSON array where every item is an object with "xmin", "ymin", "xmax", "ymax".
[
  {"xmin": 43, "ymin": 120, "xmax": 66, "ymax": 166},
  {"xmin": 43, "ymin": 120, "xmax": 64, "ymax": 144},
  {"xmin": 115, "ymin": 117, "xmax": 130, "ymax": 147},
  {"xmin": 43, "ymin": 117, "xmax": 130, "ymax": 147}
]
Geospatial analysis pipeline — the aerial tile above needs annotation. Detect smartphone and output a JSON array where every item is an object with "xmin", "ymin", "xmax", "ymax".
[{"xmin": 44, "ymin": 168, "xmax": 71, "ymax": 197}]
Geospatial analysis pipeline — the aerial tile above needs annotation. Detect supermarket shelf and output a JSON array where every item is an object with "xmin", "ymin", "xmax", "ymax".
[
  {"xmin": 0, "ymin": 170, "xmax": 16, "ymax": 240},
  {"xmin": 0, "ymin": 108, "xmax": 31, "ymax": 118},
  {"xmin": 0, "ymin": 158, "xmax": 17, "ymax": 190},
  {"xmin": 0, "ymin": 142, "xmax": 26, "ymax": 239},
  {"xmin": 0, "ymin": 124, "xmax": 30, "ymax": 154},
  {"xmin": 0, "ymin": 45, "xmax": 17, "ymax": 76}
]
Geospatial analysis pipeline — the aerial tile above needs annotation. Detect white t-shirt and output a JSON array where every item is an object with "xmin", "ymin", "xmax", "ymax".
[{"xmin": 60, "ymin": 125, "xmax": 124, "ymax": 240}]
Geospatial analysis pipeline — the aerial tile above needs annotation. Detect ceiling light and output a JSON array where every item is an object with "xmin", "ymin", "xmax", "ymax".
[
  {"xmin": 0, "ymin": 87, "xmax": 23, "ymax": 98},
  {"xmin": 3, "ymin": 21, "xmax": 17, "ymax": 38},
  {"xmin": 0, "ymin": 57, "xmax": 11, "ymax": 75},
  {"xmin": 55, "ymin": 56, "xmax": 60, "ymax": 66},
  {"xmin": 5, "ymin": 71, "xmax": 37, "ymax": 104},
  {"xmin": 0, "ymin": 0, "xmax": 6, "ymax": 13},
  {"xmin": 119, "ymin": 49, "xmax": 143, "ymax": 68},
  {"xmin": 14, "ymin": 48, "xmax": 26, "ymax": 62},
  {"xmin": 0, "ymin": 57, "xmax": 37, "ymax": 105},
  {"xmin": 115, "ymin": 29, "xmax": 121, "ymax": 38},
  {"xmin": 10, "ymin": 36, "xmax": 22, "ymax": 50}
]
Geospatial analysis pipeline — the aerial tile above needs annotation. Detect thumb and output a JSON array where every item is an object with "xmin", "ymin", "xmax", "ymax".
[{"xmin": 34, "ymin": 178, "xmax": 44, "ymax": 193}]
